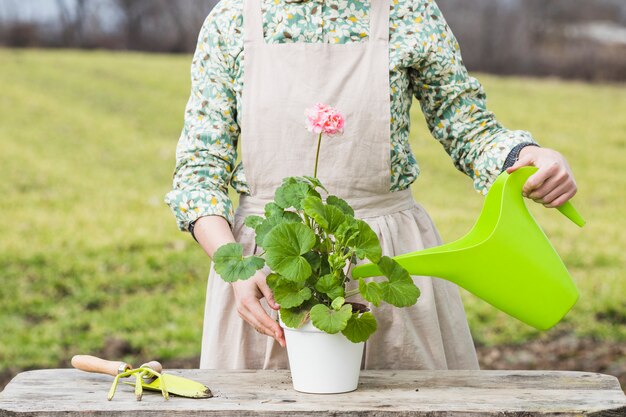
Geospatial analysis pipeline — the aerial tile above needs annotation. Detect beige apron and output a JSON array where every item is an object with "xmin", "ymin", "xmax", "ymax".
[{"xmin": 199, "ymin": 0, "xmax": 480, "ymax": 370}]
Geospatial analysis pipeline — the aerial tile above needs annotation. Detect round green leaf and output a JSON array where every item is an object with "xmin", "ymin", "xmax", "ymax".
[
  {"xmin": 310, "ymin": 303, "xmax": 352, "ymax": 334},
  {"xmin": 263, "ymin": 203, "xmax": 303, "ymax": 224},
  {"xmin": 377, "ymin": 256, "xmax": 421, "ymax": 307},
  {"xmin": 283, "ymin": 211, "xmax": 303, "ymax": 222},
  {"xmin": 326, "ymin": 286, "xmax": 345, "ymax": 300},
  {"xmin": 266, "ymin": 273, "xmax": 281, "ymax": 290},
  {"xmin": 303, "ymin": 251, "xmax": 321, "ymax": 272},
  {"xmin": 352, "ymin": 220, "xmax": 382, "ymax": 263},
  {"xmin": 273, "ymin": 281, "xmax": 312, "ymax": 309},
  {"xmin": 280, "ymin": 304, "xmax": 311, "ymax": 329},
  {"xmin": 244, "ymin": 215, "xmax": 264, "ymax": 229},
  {"xmin": 264, "ymin": 202, "xmax": 284, "ymax": 218},
  {"xmin": 302, "ymin": 175, "xmax": 329, "ymax": 192},
  {"xmin": 316, "ymin": 273, "xmax": 345, "ymax": 300},
  {"xmin": 254, "ymin": 216, "xmax": 283, "ymax": 247},
  {"xmin": 212, "ymin": 243, "xmax": 265, "ymax": 283},
  {"xmin": 303, "ymin": 196, "xmax": 346, "ymax": 233},
  {"xmin": 264, "ymin": 222, "xmax": 316, "ymax": 282},
  {"xmin": 341, "ymin": 312, "xmax": 377, "ymax": 343},
  {"xmin": 326, "ymin": 195, "xmax": 354, "ymax": 216},
  {"xmin": 275, "ymin": 182, "xmax": 311, "ymax": 210},
  {"xmin": 254, "ymin": 213, "xmax": 300, "ymax": 247},
  {"xmin": 359, "ymin": 278, "xmax": 382, "ymax": 307},
  {"xmin": 335, "ymin": 217, "xmax": 359, "ymax": 245},
  {"xmin": 331, "ymin": 296, "xmax": 345, "ymax": 311}
]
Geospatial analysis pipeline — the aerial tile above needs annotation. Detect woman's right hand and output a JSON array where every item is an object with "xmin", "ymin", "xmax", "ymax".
[
  {"xmin": 193, "ymin": 215, "xmax": 286, "ymax": 348},
  {"xmin": 231, "ymin": 270, "xmax": 286, "ymax": 348}
]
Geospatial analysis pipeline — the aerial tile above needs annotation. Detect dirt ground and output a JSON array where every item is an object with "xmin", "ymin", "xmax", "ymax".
[{"xmin": 1, "ymin": 332, "xmax": 624, "ymax": 393}]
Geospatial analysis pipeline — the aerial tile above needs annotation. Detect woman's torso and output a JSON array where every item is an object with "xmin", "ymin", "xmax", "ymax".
[{"xmin": 206, "ymin": 0, "xmax": 457, "ymax": 195}]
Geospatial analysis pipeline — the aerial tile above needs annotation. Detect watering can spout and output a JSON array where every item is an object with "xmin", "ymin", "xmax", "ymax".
[
  {"xmin": 352, "ymin": 167, "xmax": 584, "ymax": 330},
  {"xmin": 557, "ymin": 201, "xmax": 586, "ymax": 227}
]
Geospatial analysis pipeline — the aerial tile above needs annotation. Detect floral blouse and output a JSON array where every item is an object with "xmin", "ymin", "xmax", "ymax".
[{"xmin": 164, "ymin": 0, "xmax": 539, "ymax": 232}]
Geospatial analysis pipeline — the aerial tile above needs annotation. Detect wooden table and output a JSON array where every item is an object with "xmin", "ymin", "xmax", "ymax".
[{"xmin": 1, "ymin": 369, "xmax": 624, "ymax": 416}]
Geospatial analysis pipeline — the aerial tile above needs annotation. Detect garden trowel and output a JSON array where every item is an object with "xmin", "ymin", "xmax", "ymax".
[
  {"xmin": 352, "ymin": 166, "xmax": 585, "ymax": 331},
  {"xmin": 71, "ymin": 355, "xmax": 212, "ymax": 400}
]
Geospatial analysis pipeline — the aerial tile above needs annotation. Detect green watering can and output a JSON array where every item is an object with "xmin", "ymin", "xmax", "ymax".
[{"xmin": 352, "ymin": 166, "xmax": 585, "ymax": 330}]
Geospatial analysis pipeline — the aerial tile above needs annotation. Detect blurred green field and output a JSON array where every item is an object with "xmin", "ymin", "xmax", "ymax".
[{"xmin": 1, "ymin": 49, "xmax": 624, "ymax": 378}]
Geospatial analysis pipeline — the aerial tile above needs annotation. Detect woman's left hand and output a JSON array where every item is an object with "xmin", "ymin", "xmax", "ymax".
[{"xmin": 506, "ymin": 146, "xmax": 578, "ymax": 208}]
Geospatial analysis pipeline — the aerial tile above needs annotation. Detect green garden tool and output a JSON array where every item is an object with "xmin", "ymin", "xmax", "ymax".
[
  {"xmin": 352, "ymin": 166, "xmax": 585, "ymax": 330},
  {"xmin": 71, "ymin": 355, "xmax": 212, "ymax": 400}
]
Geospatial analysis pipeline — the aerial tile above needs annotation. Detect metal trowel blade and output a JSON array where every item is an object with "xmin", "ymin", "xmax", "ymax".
[{"xmin": 125, "ymin": 373, "xmax": 212, "ymax": 398}]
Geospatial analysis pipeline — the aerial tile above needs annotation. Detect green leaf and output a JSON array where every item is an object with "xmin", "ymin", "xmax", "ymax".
[
  {"xmin": 281, "ymin": 176, "xmax": 299, "ymax": 185},
  {"xmin": 331, "ymin": 296, "xmax": 345, "ymax": 311},
  {"xmin": 254, "ymin": 214, "xmax": 300, "ymax": 247},
  {"xmin": 327, "ymin": 285, "xmax": 345, "ymax": 300},
  {"xmin": 302, "ymin": 176, "xmax": 329, "ymax": 192},
  {"xmin": 315, "ymin": 273, "xmax": 339, "ymax": 293},
  {"xmin": 303, "ymin": 251, "xmax": 321, "ymax": 272},
  {"xmin": 352, "ymin": 220, "xmax": 382, "ymax": 263},
  {"xmin": 335, "ymin": 217, "xmax": 359, "ymax": 245},
  {"xmin": 326, "ymin": 195, "xmax": 354, "ymax": 216},
  {"xmin": 273, "ymin": 281, "xmax": 312, "ymax": 309},
  {"xmin": 264, "ymin": 202, "xmax": 303, "ymax": 223},
  {"xmin": 341, "ymin": 312, "xmax": 377, "ymax": 343},
  {"xmin": 244, "ymin": 215, "xmax": 264, "ymax": 229},
  {"xmin": 378, "ymin": 256, "xmax": 421, "ymax": 307},
  {"xmin": 280, "ymin": 303, "xmax": 311, "ymax": 329},
  {"xmin": 302, "ymin": 196, "xmax": 326, "ymax": 226},
  {"xmin": 264, "ymin": 222, "xmax": 316, "ymax": 282},
  {"xmin": 310, "ymin": 303, "xmax": 352, "ymax": 334},
  {"xmin": 275, "ymin": 182, "xmax": 311, "ymax": 210},
  {"xmin": 328, "ymin": 252, "xmax": 347, "ymax": 272},
  {"xmin": 212, "ymin": 243, "xmax": 265, "ymax": 282},
  {"xmin": 264, "ymin": 202, "xmax": 284, "ymax": 218},
  {"xmin": 324, "ymin": 203, "xmax": 346, "ymax": 233},
  {"xmin": 283, "ymin": 211, "xmax": 303, "ymax": 222},
  {"xmin": 302, "ymin": 196, "xmax": 345, "ymax": 233},
  {"xmin": 266, "ymin": 273, "xmax": 281, "ymax": 290},
  {"xmin": 254, "ymin": 215, "xmax": 283, "ymax": 247},
  {"xmin": 320, "ymin": 254, "xmax": 331, "ymax": 276},
  {"xmin": 359, "ymin": 278, "xmax": 382, "ymax": 307}
]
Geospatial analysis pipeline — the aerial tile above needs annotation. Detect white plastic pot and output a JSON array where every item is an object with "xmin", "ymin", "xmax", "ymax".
[{"xmin": 279, "ymin": 314, "xmax": 365, "ymax": 394}]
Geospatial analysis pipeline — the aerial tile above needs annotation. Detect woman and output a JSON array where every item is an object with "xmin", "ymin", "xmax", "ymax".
[{"xmin": 165, "ymin": 0, "xmax": 577, "ymax": 370}]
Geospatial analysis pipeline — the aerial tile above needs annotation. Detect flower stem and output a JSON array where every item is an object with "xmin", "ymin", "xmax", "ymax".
[{"xmin": 313, "ymin": 132, "xmax": 322, "ymax": 178}]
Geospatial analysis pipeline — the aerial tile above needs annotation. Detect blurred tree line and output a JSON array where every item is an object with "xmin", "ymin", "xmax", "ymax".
[
  {"xmin": 0, "ymin": 0, "xmax": 219, "ymax": 52},
  {"xmin": 1, "ymin": 0, "xmax": 625, "ymax": 81},
  {"xmin": 439, "ymin": 0, "xmax": 626, "ymax": 81}
]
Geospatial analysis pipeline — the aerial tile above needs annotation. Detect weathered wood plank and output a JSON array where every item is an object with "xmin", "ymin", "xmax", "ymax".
[{"xmin": 0, "ymin": 369, "xmax": 624, "ymax": 416}]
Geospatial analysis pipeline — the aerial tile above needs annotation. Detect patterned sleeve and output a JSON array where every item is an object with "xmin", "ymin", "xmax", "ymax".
[
  {"xmin": 406, "ymin": 0, "xmax": 539, "ymax": 195},
  {"xmin": 164, "ymin": 7, "xmax": 239, "ymax": 232}
]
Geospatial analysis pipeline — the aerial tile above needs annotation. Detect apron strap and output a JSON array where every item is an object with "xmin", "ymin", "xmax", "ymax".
[
  {"xmin": 370, "ymin": 0, "xmax": 390, "ymax": 43},
  {"xmin": 244, "ymin": 0, "xmax": 389, "ymax": 44},
  {"xmin": 243, "ymin": 0, "xmax": 263, "ymax": 44}
]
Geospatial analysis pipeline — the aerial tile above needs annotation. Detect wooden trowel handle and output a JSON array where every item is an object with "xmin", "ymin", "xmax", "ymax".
[
  {"xmin": 71, "ymin": 355, "xmax": 130, "ymax": 376},
  {"xmin": 71, "ymin": 355, "xmax": 163, "ymax": 376}
]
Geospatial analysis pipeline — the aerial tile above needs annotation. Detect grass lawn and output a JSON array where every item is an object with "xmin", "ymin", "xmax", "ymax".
[{"xmin": 1, "ymin": 48, "xmax": 624, "ymax": 379}]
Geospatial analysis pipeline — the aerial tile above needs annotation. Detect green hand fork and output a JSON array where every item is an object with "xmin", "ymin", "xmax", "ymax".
[{"xmin": 352, "ymin": 166, "xmax": 585, "ymax": 330}]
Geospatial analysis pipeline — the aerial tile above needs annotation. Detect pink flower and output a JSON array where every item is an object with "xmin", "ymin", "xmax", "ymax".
[{"xmin": 305, "ymin": 103, "xmax": 345, "ymax": 136}]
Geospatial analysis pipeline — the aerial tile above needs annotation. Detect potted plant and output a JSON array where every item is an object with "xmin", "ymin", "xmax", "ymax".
[{"xmin": 212, "ymin": 103, "xmax": 421, "ymax": 393}]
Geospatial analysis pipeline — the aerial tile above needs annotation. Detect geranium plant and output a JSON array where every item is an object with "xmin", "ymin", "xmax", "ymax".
[{"xmin": 212, "ymin": 103, "xmax": 420, "ymax": 343}]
